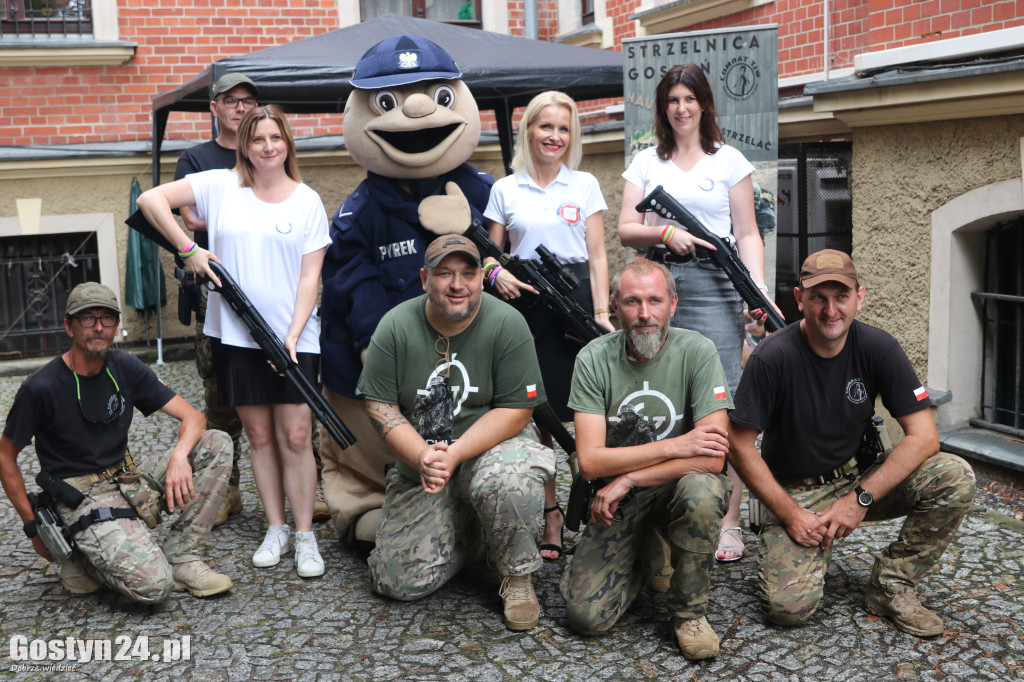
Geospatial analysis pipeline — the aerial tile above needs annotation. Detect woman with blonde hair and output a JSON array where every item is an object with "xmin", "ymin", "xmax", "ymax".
[
  {"xmin": 484, "ymin": 90, "xmax": 613, "ymax": 560},
  {"xmin": 138, "ymin": 104, "xmax": 332, "ymax": 578}
]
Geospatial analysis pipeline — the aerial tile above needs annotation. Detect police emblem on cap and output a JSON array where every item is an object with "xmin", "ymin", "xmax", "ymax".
[{"xmin": 398, "ymin": 51, "xmax": 420, "ymax": 70}]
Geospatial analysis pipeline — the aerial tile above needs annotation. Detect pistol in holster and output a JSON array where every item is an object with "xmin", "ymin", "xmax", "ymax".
[
  {"xmin": 174, "ymin": 266, "xmax": 203, "ymax": 326},
  {"xmin": 27, "ymin": 489, "xmax": 77, "ymax": 563}
]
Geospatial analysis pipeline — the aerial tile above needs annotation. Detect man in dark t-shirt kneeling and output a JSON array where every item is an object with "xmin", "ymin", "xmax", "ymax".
[
  {"xmin": 728, "ymin": 249, "xmax": 975, "ymax": 638},
  {"xmin": 0, "ymin": 282, "xmax": 233, "ymax": 602}
]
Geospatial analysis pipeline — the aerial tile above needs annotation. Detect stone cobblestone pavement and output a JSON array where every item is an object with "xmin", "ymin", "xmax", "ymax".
[{"xmin": 1, "ymin": 357, "xmax": 1023, "ymax": 681}]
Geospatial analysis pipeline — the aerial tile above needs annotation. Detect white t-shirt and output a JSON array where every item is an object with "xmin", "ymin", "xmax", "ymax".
[
  {"xmin": 484, "ymin": 165, "xmax": 607, "ymax": 263},
  {"xmin": 622, "ymin": 144, "xmax": 753, "ymax": 240},
  {"xmin": 187, "ymin": 169, "xmax": 332, "ymax": 352}
]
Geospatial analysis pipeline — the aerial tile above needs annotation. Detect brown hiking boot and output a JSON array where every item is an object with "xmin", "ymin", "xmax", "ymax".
[
  {"xmin": 313, "ymin": 481, "xmax": 330, "ymax": 522},
  {"xmin": 499, "ymin": 575, "xmax": 539, "ymax": 631},
  {"xmin": 213, "ymin": 485, "xmax": 243, "ymax": 527},
  {"xmin": 672, "ymin": 616, "xmax": 720, "ymax": 659},
  {"xmin": 60, "ymin": 559, "xmax": 103, "ymax": 595},
  {"xmin": 172, "ymin": 561, "xmax": 233, "ymax": 598},
  {"xmin": 864, "ymin": 583, "xmax": 943, "ymax": 637}
]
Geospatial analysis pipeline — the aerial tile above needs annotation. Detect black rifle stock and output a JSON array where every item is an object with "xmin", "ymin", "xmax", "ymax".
[
  {"xmin": 125, "ymin": 210, "xmax": 356, "ymax": 450},
  {"xmin": 635, "ymin": 186, "xmax": 786, "ymax": 332},
  {"xmin": 463, "ymin": 219, "xmax": 608, "ymax": 344}
]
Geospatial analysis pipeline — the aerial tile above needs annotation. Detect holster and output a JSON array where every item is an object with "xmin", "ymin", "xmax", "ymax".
[{"xmin": 114, "ymin": 471, "xmax": 164, "ymax": 529}]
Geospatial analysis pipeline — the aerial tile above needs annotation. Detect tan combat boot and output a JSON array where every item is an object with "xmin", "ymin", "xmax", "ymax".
[
  {"xmin": 172, "ymin": 561, "xmax": 233, "ymax": 597},
  {"xmin": 864, "ymin": 583, "xmax": 943, "ymax": 637},
  {"xmin": 213, "ymin": 485, "xmax": 242, "ymax": 527},
  {"xmin": 499, "ymin": 575, "xmax": 539, "ymax": 631},
  {"xmin": 672, "ymin": 616, "xmax": 720, "ymax": 659}
]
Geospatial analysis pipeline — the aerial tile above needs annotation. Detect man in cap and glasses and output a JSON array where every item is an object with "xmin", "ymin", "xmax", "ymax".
[
  {"xmin": 0, "ymin": 282, "xmax": 234, "ymax": 602},
  {"xmin": 728, "ymin": 250, "xmax": 975, "ymax": 637},
  {"xmin": 357, "ymin": 236, "xmax": 554, "ymax": 632}
]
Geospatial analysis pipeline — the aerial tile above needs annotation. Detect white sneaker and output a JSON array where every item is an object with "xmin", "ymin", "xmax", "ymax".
[
  {"xmin": 252, "ymin": 525, "xmax": 292, "ymax": 568},
  {"xmin": 294, "ymin": 531, "xmax": 325, "ymax": 578}
]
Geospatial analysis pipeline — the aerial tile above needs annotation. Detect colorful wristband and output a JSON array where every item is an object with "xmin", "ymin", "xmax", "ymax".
[
  {"xmin": 660, "ymin": 226, "xmax": 675, "ymax": 245},
  {"xmin": 177, "ymin": 242, "xmax": 199, "ymax": 258}
]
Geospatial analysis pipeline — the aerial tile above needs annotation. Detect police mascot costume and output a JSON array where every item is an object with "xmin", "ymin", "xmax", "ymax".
[{"xmin": 319, "ymin": 34, "xmax": 493, "ymax": 544}]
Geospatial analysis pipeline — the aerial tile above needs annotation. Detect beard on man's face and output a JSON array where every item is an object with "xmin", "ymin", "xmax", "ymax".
[{"xmin": 625, "ymin": 318, "xmax": 667, "ymax": 361}]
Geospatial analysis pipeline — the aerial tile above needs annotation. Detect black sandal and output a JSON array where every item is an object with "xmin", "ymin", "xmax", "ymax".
[{"xmin": 539, "ymin": 504, "xmax": 564, "ymax": 561}]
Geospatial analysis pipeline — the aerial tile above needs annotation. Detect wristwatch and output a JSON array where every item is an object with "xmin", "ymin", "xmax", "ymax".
[
  {"xmin": 854, "ymin": 485, "xmax": 874, "ymax": 508},
  {"xmin": 23, "ymin": 520, "xmax": 37, "ymax": 538}
]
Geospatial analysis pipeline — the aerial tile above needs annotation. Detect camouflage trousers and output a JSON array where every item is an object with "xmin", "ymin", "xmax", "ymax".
[
  {"xmin": 368, "ymin": 427, "xmax": 555, "ymax": 601},
  {"xmin": 758, "ymin": 451, "xmax": 975, "ymax": 625},
  {"xmin": 59, "ymin": 430, "xmax": 232, "ymax": 604},
  {"xmin": 319, "ymin": 387, "xmax": 394, "ymax": 540},
  {"xmin": 196, "ymin": 313, "xmax": 244, "ymax": 486},
  {"xmin": 561, "ymin": 472, "xmax": 732, "ymax": 635}
]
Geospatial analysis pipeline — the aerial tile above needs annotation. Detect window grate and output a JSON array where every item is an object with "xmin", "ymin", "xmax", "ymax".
[
  {"xmin": 1, "ymin": 0, "xmax": 92, "ymax": 39},
  {"xmin": 971, "ymin": 217, "xmax": 1024, "ymax": 438}
]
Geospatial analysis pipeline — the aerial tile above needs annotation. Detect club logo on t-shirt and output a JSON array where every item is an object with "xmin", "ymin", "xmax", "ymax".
[
  {"xmin": 275, "ymin": 221, "xmax": 294, "ymax": 234},
  {"xmin": 612, "ymin": 381, "xmax": 684, "ymax": 441},
  {"xmin": 557, "ymin": 203, "xmax": 582, "ymax": 227},
  {"xmin": 417, "ymin": 352, "xmax": 479, "ymax": 416},
  {"xmin": 845, "ymin": 378, "xmax": 868, "ymax": 404},
  {"xmin": 699, "ymin": 178, "xmax": 715, "ymax": 191}
]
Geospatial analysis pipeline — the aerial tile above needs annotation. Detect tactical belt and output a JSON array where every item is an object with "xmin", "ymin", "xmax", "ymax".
[
  {"xmin": 775, "ymin": 455, "xmax": 860, "ymax": 487},
  {"xmin": 66, "ymin": 506, "xmax": 139, "ymax": 537},
  {"xmin": 73, "ymin": 452, "xmax": 137, "ymax": 486}
]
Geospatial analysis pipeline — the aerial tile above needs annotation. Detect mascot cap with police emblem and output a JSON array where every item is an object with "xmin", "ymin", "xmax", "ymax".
[{"xmin": 351, "ymin": 34, "xmax": 462, "ymax": 89}]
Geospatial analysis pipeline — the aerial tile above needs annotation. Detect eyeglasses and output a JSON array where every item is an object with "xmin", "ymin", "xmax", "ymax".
[
  {"xmin": 219, "ymin": 96, "xmax": 258, "ymax": 109},
  {"xmin": 434, "ymin": 335, "xmax": 451, "ymax": 380},
  {"xmin": 73, "ymin": 367, "xmax": 125, "ymax": 425},
  {"xmin": 74, "ymin": 314, "xmax": 119, "ymax": 328}
]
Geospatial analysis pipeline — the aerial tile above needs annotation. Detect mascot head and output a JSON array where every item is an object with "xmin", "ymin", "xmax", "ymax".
[{"xmin": 345, "ymin": 34, "xmax": 481, "ymax": 180}]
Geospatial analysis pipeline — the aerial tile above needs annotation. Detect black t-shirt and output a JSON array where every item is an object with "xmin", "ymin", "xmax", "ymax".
[
  {"xmin": 173, "ymin": 139, "xmax": 237, "ymax": 250},
  {"xmin": 3, "ymin": 351, "xmax": 176, "ymax": 478},
  {"xmin": 730, "ymin": 320, "xmax": 929, "ymax": 479}
]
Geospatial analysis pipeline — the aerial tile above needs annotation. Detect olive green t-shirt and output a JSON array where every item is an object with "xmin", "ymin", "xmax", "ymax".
[
  {"xmin": 358, "ymin": 293, "xmax": 547, "ymax": 440},
  {"xmin": 568, "ymin": 327, "xmax": 733, "ymax": 440}
]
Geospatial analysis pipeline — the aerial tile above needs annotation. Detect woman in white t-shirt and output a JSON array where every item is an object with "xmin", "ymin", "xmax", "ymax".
[
  {"xmin": 484, "ymin": 91, "xmax": 614, "ymax": 561},
  {"xmin": 618, "ymin": 65, "xmax": 774, "ymax": 565},
  {"xmin": 139, "ymin": 105, "xmax": 331, "ymax": 579}
]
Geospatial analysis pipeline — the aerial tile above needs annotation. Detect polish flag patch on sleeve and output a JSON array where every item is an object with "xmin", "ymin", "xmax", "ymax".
[
  {"xmin": 526, "ymin": 384, "xmax": 537, "ymax": 398},
  {"xmin": 913, "ymin": 386, "xmax": 929, "ymax": 401},
  {"xmin": 713, "ymin": 385, "xmax": 727, "ymax": 400}
]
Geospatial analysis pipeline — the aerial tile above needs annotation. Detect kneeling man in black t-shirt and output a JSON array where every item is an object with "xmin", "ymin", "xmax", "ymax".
[
  {"xmin": 728, "ymin": 249, "xmax": 975, "ymax": 637},
  {"xmin": 1, "ymin": 282, "xmax": 234, "ymax": 602}
]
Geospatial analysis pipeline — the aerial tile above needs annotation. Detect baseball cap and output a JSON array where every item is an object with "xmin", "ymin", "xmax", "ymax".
[
  {"xmin": 424, "ymin": 235, "xmax": 481, "ymax": 268},
  {"xmin": 212, "ymin": 73, "xmax": 259, "ymax": 99},
  {"xmin": 66, "ymin": 282, "xmax": 121, "ymax": 317},
  {"xmin": 351, "ymin": 34, "xmax": 462, "ymax": 90},
  {"xmin": 799, "ymin": 249, "xmax": 858, "ymax": 289}
]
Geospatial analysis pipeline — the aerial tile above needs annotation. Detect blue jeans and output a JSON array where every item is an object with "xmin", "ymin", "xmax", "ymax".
[{"xmin": 668, "ymin": 259, "xmax": 744, "ymax": 394}]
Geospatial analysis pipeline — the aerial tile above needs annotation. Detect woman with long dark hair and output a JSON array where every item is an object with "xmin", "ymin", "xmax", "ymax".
[{"xmin": 618, "ymin": 64, "xmax": 773, "ymax": 565}]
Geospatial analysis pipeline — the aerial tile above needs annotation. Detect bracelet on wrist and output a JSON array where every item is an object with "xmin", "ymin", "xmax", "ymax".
[
  {"xmin": 593, "ymin": 307, "xmax": 609, "ymax": 315},
  {"xmin": 488, "ymin": 266, "xmax": 503, "ymax": 287},
  {"xmin": 660, "ymin": 225, "xmax": 675, "ymax": 245},
  {"xmin": 177, "ymin": 242, "xmax": 199, "ymax": 259}
]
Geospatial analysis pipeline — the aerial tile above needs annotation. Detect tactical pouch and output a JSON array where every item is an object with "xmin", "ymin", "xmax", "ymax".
[{"xmin": 115, "ymin": 472, "xmax": 164, "ymax": 529}]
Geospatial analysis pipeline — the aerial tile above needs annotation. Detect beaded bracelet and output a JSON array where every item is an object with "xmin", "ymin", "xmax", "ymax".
[{"xmin": 177, "ymin": 242, "xmax": 199, "ymax": 258}]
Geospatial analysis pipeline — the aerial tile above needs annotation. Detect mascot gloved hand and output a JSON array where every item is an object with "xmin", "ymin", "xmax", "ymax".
[{"xmin": 318, "ymin": 34, "xmax": 494, "ymax": 544}]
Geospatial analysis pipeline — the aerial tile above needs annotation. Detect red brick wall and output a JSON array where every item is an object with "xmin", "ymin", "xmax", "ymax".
[
  {"xmin": 868, "ymin": 0, "xmax": 1024, "ymax": 49},
  {"xmin": 2, "ymin": 0, "xmax": 336, "ymax": 147}
]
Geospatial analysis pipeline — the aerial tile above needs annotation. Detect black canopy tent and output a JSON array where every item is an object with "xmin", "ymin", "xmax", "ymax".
[{"xmin": 149, "ymin": 14, "xmax": 625, "ymax": 188}]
